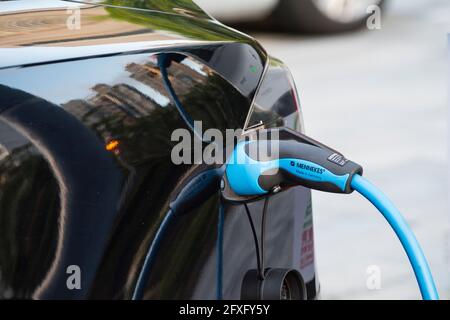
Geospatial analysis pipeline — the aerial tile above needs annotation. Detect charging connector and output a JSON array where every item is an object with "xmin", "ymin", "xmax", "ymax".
[{"xmin": 223, "ymin": 128, "xmax": 439, "ymax": 300}]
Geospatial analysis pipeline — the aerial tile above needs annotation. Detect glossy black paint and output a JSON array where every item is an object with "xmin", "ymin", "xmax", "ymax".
[
  {"xmin": 0, "ymin": 0, "xmax": 318, "ymax": 299},
  {"xmin": 0, "ymin": 85, "xmax": 123, "ymax": 298}
]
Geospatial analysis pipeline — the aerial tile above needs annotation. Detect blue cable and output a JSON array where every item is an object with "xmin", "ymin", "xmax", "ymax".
[
  {"xmin": 132, "ymin": 208, "xmax": 175, "ymax": 300},
  {"xmin": 158, "ymin": 55, "xmax": 204, "ymax": 142},
  {"xmin": 216, "ymin": 203, "xmax": 225, "ymax": 300},
  {"xmin": 350, "ymin": 174, "xmax": 439, "ymax": 300}
]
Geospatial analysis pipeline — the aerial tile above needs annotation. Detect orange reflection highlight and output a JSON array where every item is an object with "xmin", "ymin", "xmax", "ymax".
[{"xmin": 105, "ymin": 140, "xmax": 119, "ymax": 151}]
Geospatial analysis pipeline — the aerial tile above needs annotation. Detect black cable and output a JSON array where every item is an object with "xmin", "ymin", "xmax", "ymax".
[
  {"xmin": 243, "ymin": 203, "xmax": 262, "ymax": 278},
  {"xmin": 260, "ymin": 196, "xmax": 269, "ymax": 279}
]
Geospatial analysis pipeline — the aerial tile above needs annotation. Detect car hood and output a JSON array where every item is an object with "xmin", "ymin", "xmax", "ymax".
[{"xmin": 0, "ymin": 0, "xmax": 266, "ymax": 69}]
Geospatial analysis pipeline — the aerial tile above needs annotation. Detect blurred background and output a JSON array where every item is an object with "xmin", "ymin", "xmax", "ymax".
[{"xmin": 196, "ymin": 0, "xmax": 450, "ymax": 299}]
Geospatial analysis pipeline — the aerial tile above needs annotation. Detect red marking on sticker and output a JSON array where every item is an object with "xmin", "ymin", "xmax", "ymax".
[{"xmin": 300, "ymin": 227, "xmax": 314, "ymax": 269}]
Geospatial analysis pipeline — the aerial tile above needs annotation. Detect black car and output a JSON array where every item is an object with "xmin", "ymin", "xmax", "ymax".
[{"xmin": 0, "ymin": 0, "xmax": 318, "ymax": 300}]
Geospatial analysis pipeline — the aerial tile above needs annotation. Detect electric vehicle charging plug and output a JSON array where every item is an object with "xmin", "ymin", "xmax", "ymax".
[
  {"xmin": 223, "ymin": 128, "xmax": 439, "ymax": 300},
  {"xmin": 225, "ymin": 138, "xmax": 362, "ymax": 196}
]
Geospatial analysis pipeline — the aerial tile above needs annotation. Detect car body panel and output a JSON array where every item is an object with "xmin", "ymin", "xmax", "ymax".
[{"xmin": 0, "ymin": 0, "xmax": 317, "ymax": 299}]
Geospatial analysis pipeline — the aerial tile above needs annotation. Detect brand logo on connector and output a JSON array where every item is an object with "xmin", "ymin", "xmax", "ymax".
[
  {"xmin": 290, "ymin": 161, "xmax": 325, "ymax": 174},
  {"xmin": 327, "ymin": 153, "xmax": 348, "ymax": 166}
]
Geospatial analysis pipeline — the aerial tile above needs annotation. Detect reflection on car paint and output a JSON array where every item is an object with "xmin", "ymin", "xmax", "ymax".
[{"xmin": 0, "ymin": 0, "xmax": 317, "ymax": 299}]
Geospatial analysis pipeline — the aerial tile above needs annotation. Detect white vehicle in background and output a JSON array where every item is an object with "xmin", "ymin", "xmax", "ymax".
[{"xmin": 195, "ymin": 0, "xmax": 384, "ymax": 33}]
